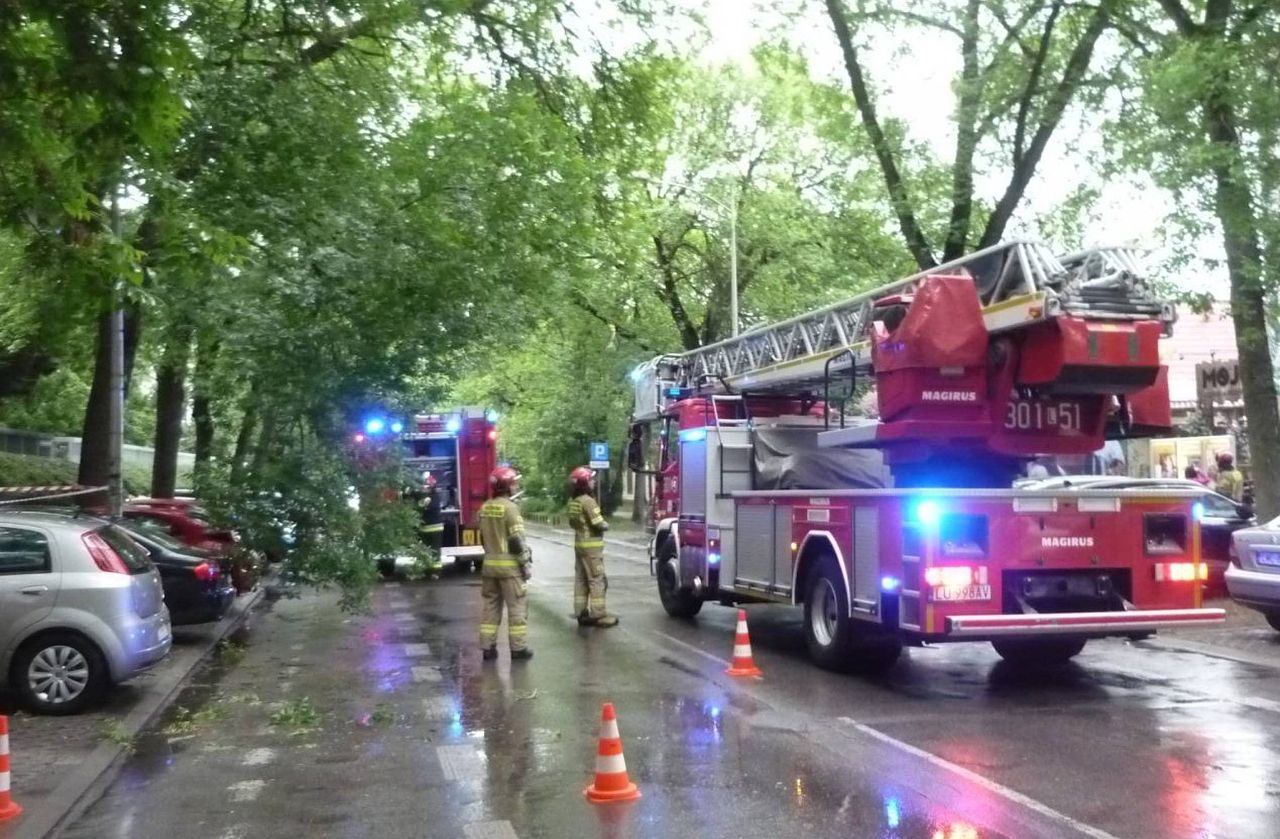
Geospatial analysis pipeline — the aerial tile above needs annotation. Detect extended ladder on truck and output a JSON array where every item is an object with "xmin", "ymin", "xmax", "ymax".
[{"xmin": 633, "ymin": 241, "xmax": 1174, "ymax": 419}]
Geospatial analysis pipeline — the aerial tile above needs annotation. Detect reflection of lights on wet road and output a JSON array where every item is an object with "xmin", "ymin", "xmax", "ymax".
[
  {"xmin": 932, "ymin": 823, "xmax": 980, "ymax": 839},
  {"xmin": 884, "ymin": 795, "xmax": 901, "ymax": 829},
  {"xmin": 794, "ymin": 776, "xmax": 805, "ymax": 802}
]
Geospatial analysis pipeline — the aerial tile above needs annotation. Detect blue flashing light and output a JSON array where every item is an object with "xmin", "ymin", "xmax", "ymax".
[
  {"xmin": 1192, "ymin": 501, "xmax": 1205, "ymax": 522},
  {"xmin": 881, "ymin": 575, "xmax": 900, "ymax": 592},
  {"xmin": 912, "ymin": 499, "xmax": 942, "ymax": 528},
  {"xmin": 885, "ymin": 796, "xmax": 901, "ymax": 829},
  {"xmin": 666, "ymin": 386, "xmax": 683, "ymax": 398},
  {"xmin": 708, "ymin": 704, "xmax": 721, "ymax": 720},
  {"xmin": 485, "ymin": 409, "xmax": 500, "ymax": 423},
  {"xmin": 708, "ymin": 552, "xmax": 721, "ymax": 566},
  {"xmin": 679, "ymin": 427, "xmax": 707, "ymax": 443},
  {"xmin": 364, "ymin": 418, "xmax": 385, "ymax": 434},
  {"xmin": 445, "ymin": 417, "xmax": 462, "ymax": 434},
  {"xmin": 630, "ymin": 367, "xmax": 644, "ymax": 383},
  {"xmin": 389, "ymin": 421, "xmax": 404, "ymax": 434}
]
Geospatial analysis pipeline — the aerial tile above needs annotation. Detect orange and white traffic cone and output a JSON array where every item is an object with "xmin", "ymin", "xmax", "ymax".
[
  {"xmin": 0, "ymin": 715, "xmax": 22, "ymax": 823},
  {"xmin": 725, "ymin": 609, "xmax": 763, "ymax": 677},
  {"xmin": 584, "ymin": 703, "xmax": 641, "ymax": 803}
]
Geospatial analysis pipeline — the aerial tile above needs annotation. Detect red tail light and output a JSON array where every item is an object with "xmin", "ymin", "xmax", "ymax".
[
  {"xmin": 82, "ymin": 532, "xmax": 130, "ymax": 574},
  {"xmin": 193, "ymin": 561, "xmax": 217, "ymax": 582}
]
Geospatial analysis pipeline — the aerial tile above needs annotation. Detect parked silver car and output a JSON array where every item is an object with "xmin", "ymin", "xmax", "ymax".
[
  {"xmin": 0, "ymin": 511, "xmax": 172, "ymax": 714},
  {"xmin": 1227, "ymin": 515, "xmax": 1280, "ymax": 632}
]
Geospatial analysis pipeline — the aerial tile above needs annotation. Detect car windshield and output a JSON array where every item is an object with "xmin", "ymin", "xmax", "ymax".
[{"xmin": 95, "ymin": 525, "xmax": 155, "ymax": 573}]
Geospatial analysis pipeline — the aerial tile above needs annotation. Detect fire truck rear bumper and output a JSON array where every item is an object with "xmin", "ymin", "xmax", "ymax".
[{"xmin": 945, "ymin": 608, "xmax": 1226, "ymax": 638}]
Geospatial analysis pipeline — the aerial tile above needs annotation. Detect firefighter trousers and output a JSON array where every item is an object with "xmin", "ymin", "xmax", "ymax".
[
  {"xmin": 479, "ymin": 575, "xmax": 529, "ymax": 652},
  {"xmin": 574, "ymin": 548, "xmax": 608, "ymax": 620}
]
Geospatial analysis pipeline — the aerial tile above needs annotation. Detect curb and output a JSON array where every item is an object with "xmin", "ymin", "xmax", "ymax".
[{"xmin": 8, "ymin": 584, "xmax": 268, "ymax": 839}]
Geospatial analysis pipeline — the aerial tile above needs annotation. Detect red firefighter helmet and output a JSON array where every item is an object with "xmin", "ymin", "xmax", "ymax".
[
  {"xmin": 490, "ymin": 466, "xmax": 521, "ymax": 496},
  {"xmin": 422, "ymin": 472, "xmax": 437, "ymax": 490},
  {"xmin": 569, "ymin": 466, "xmax": 595, "ymax": 491}
]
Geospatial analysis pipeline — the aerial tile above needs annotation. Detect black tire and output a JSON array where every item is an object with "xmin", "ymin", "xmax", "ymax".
[
  {"xmin": 1265, "ymin": 614, "xmax": 1280, "ymax": 633},
  {"xmin": 991, "ymin": 637, "xmax": 1087, "ymax": 665},
  {"xmin": 656, "ymin": 539, "xmax": 702, "ymax": 619},
  {"xmin": 11, "ymin": 633, "xmax": 109, "ymax": 715},
  {"xmin": 803, "ymin": 560, "xmax": 901, "ymax": 673}
]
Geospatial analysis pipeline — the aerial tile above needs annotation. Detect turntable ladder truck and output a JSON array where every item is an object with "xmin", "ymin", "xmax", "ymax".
[{"xmin": 627, "ymin": 240, "xmax": 1225, "ymax": 670}]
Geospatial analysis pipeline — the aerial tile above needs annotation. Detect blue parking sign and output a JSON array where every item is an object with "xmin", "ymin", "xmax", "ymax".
[{"xmin": 589, "ymin": 441, "xmax": 609, "ymax": 469}]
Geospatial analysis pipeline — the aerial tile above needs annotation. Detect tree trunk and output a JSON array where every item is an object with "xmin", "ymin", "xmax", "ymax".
[
  {"xmin": 1212, "ymin": 135, "xmax": 1280, "ymax": 518},
  {"xmin": 231, "ymin": 398, "xmax": 260, "ymax": 482},
  {"xmin": 191, "ymin": 338, "xmax": 218, "ymax": 465},
  {"xmin": 631, "ymin": 465, "xmax": 647, "ymax": 526},
  {"xmin": 150, "ymin": 335, "xmax": 191, "ymax": 498},
  {"xmin": 78, "ymin": 304, "xmax": 142, "ymax": 489}
]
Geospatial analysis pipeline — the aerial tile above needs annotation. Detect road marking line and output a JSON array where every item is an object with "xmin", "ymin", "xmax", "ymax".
[
  {"xmin": 1234, "ymin": 695, "xmax": 1280, "ymax": 714},
  {"xmin": 290, "ymin": 643, "xmax": 304, "ymax": 651},
  {"xmin": 394, "ymin": 612, "xmax": 416, "ymax": 622},
  {"xmin": 436, "ymin": 745, "xmax": 485, "ymax": 781},
  {"xmin": 403, "ymin": 642, "xmax": 432, "ymax": 657},
  {"xmin": 413, "ymin": 666, "xmax": 443, "ymax": 683},
  {"xmin": 385, "ymin": 582, "xmax": 402, "ymax": 588},
  {"xmin": 837, "ymin": 717, "xmax": 1120, "ymax": 839},
  {"xmin": 423, "ymin": 696, "xmax": 453, "ymax": 718},
  {"xmin": 242, "ymin": 748, "xmax": 276, "ymax": 767},
  {"xmin": 227, "ymin": 779, "xmax": 266, "ymax": 803},
  {"xmin": 652, "ymin": 630, "xmax": 731, "ymax": 668},
  {"xmin": 463, "ymin": 820, "xmax": 519, "ymax": 839}
]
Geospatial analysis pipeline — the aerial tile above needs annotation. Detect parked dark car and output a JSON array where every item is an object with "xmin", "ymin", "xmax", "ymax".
[{"xmin": 116, "ymin": 517, "xmax": 235, "ymax": 626}]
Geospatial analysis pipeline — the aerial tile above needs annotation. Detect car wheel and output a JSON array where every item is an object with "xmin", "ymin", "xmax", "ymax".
[
  {"xmin": 991, "ymin": 637, "xmax": 1087, "ymax": 665},
  {"xmin": 1265, "ymin": 614, "xmax": 1280, "ymax": 633},
  {"xmin": 11, "ymin": 634, "xmax": 109, "ymax": 715},
  {"xmin": 656, "ymin": 539, "xmax": 702, "ymax": 619}
]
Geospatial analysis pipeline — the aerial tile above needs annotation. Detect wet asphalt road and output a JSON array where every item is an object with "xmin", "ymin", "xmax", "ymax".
[{"xmin": 59, "ymin": 529, "xmax": 1280, "ymax": 839}]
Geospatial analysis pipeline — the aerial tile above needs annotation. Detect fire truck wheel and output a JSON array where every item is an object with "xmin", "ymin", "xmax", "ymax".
[
  {"xmin": 991, "ymin": 637, "xmax": 1087, "ymax": 665},
  {"xmin": 656, "ymin": 541, "xmax": 702, "ymax": 619},
  {"xmin": 804, "ymin": 562, "xmax": 857, "ymax": 670}
]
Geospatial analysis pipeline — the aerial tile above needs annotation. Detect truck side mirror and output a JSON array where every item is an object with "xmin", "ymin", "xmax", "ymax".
[{"xmin": 627, "ymin": 429, "xmax": 644, "ymax": 472}]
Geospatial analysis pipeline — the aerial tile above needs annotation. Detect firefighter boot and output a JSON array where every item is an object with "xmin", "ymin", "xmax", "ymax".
[
  {"xmin": 594, "ymin": 615, "xmax": 619, "ymax": 628},
  {"xmin": 511, "ymin": 648, "xmax": 534, "ymax": 661},
  {"xmin": 482, "ymin": 647, "xmax": 498, "ymax": 661}
]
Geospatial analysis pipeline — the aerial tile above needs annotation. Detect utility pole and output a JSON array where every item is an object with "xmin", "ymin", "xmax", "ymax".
[{"xmin": 109, "ymin": 183, "xmax": 125, "ymax": 518}]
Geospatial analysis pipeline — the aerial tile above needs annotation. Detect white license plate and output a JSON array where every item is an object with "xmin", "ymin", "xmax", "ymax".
[
  {"xmin": 929, "ymin": 584, "xmax": 992, "ymax": 602},
  {"xmin": 1256, "ymin": 551, "xmax": 1280, "ymax": 568}
]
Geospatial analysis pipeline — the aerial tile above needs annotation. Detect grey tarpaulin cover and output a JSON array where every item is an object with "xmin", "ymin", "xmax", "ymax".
[{"xmin": 752, "ymin": 427, "xmax": 890, "ymax": 490}]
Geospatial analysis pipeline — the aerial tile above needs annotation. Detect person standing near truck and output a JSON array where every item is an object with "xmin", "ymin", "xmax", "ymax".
[
  {"xmin": 567, "ymin": 466, "xmax": 617, "ymax": 628},
  {"xmin": 477, "ymin": 467, "xmax": 533, "ymax": 660}
]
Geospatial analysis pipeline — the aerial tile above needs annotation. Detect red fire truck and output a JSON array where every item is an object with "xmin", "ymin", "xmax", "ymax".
[
  {"xmin": 628, "ymin": 242, "xmax": 1224, "ymax": 671},
  {"xmin": 401, "ymin": 407, "xmax": 498, "ymax": 570}
]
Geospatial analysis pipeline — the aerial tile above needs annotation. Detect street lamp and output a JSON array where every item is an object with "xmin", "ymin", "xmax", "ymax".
[{"xmin": 634, "ymin": 176, "xmax": 739, "ymax": 337}]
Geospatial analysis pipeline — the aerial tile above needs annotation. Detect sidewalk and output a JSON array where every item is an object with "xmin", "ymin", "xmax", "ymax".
[{"xmin": 0, "ymin": 585, "xmax": 265, "ymax": 839}]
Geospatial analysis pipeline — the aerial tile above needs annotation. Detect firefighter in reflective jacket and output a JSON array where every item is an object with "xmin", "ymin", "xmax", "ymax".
[
  {"xmin": 568, "ymin": 466, "xmax": 617, "ymax": 627},
  {"xmin": 416, "ymin": 473, "xmax": 445, "ymax": 555},
  {"xmin": 478, "ymin": 466, "xmax": 533, "ymax": 661}
]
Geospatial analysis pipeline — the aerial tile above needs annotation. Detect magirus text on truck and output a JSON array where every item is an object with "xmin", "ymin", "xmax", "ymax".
[{"xmin": 626, "ymin": 241, "xmax": 1224, "ymax": 671}]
